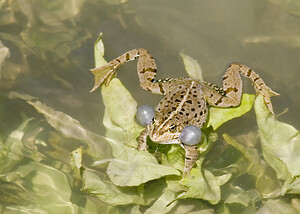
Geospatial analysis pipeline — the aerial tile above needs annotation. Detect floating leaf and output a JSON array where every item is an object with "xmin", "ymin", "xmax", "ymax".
[
  {"xmin": 107, "ymin": 147, "xmax": 180, "ymax": 186},
  {"xmin": 180, "ymin": 52, "xmax": 203, "ymax": 81},
  {"xmin": 256, "ymin": 199, "xmax": 298, "ymax": 214},
  {"xmin": 254, "ymin": 94, "xmax": 300, "ymax": 185},
  {"xmin": 178, "ymin": 158, "xmax": 221, "ymax": 205},
  {"xmin": 102, "ymin": 78, "xmax": 144, "ymax": 150},
  {"xmin": 207, "ymin": 94, "xmax": 255, "ymax": 130},
  {"xmin": 82, "ymin": 170, "xmax": 145, "ymax": 206},
  {"xmin": 144, "ymin": 189, "xmax": 176, "ymax": 214}
]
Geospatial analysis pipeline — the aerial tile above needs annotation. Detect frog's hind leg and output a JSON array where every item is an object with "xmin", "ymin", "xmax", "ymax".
[
  {"xmin": 90, "ymin": 49, "xmax": 141, "ymax": 92},
  {"xmin": 227, "ymin": 63, "xmax": 279, "ymax": 114},
  {"xmin": 182, "ymin": 144, "xmax": 199, "ymax": 176},
  {"xmin": 202, "ymin": 63, "xmax": 279, "ymax": 114},
  {"xmin": 90, "ymin": 48, "xmax": 189, "ymax": 95}
]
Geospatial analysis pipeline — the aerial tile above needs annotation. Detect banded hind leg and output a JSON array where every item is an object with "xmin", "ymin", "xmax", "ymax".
[
  {"xmin": 202, "ymin": 63, "xmax": 279, "ymax": 114},
  {"xmin": 90, "ymin": 48, "xmax": 188, "ymax": 95}
]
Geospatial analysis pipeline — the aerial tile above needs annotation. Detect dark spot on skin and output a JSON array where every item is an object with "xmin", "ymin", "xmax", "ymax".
[
  {"xmin": 192, "ymin": 86, "xmax": 196, "ymax": 89},
  {"xmin": 186, "ymin": 113, "xmax": 189, "ymax": 116},
  {"xmin": 191, "ymin": 108, "xmax": 195, "ymax": 111},
  {"xmin": 125, "ymin": 53, "xmax": 130, "ymax": 60},
  {"xmin": 140, "ymin": 68, "xmax": 147, "ymax": 74},
  {"xmin": 200, "ymin": 111, "xmax": 203, "ymax": 116},
  {"xmin": 171, "ymin": 107, "xmax": 176, "ymax": 110},
  {"xmin": 168, "ymin": 111, "xmax": 172, "ymax": 114},
  {"xmin": 180, "ymin": 95, "xmax": 184, "ymax": 98},
  {"xmin": 204, "ymin": 109, "xmax": 207, "ymax": 113},
  {"xmin": 175, "ymin": 99, "xmax": 181, "ymax": 102},
  {"xmin": 223, "ymin": 76, "xmax": 229, "ymax": 80},
  {"xmin": 181, "ymin": 108, "xmax": 185, "ymax": 111},
  {"xmin": 210, "ymin": 94, "xmax": 213, "ymax": 98},
  {"xmin": 116, "ymin": 58, "xmax": 121, "ymax": 63},
  {"xmin": 186, "ymin": 100, "xmax": 192, "ymax": 104},
  {"xmin": 193, "ymin": 94, "xmax": 197, "ymax": 97},
  {"xmin": 158, "ymin": 83, "xmax": 165, "ymax": 94},
  {"xmin": 254, "ymin": 77, "xmax": 260, "ymax": 82},
  {"xmin": 181, "ymin": 91, "xmax": 186, "ymax": 94},
  {"xmin": 179, "ymin": 86, "xmax": 182, "ymax": 89},
  {"xmin": 194, "ymin": 90, "xmax": 197, "ymax": 93},
  {"xmin": 179, "ymin": 112, "xmax": 183, "ymax": 115},
  {"xmin": 259, "ymin": 82, "xmax": 264, "ymax": 86},
  {"xmin": 246, "ymin": 69, "xmax": 252, "ymax": 77},
  {"xmin": 194, "ymin": 113, "xmax": 198, "ymax": 118},
  {"xmin": 214, "ymin": 97, "xmax": 223, "ymax": 105},
  {"xmin": 198, "ymin": 105, "xmax": 201, "ymax": 108},
  {"xmin": 225, "ymin": 87, "xmax": 238, "ymax": 94},
  {"xmin": 197, "ymin": 101, "xmax": 201, "ymax": 104}
]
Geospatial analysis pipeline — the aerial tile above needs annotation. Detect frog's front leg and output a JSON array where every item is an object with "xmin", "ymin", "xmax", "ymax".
[
  {"xmin": 202, "ymin": 63, "xmax": 279, "ymax": 114},
  {"xmin": 137, "ymin": 128, "xmax": 148, "ymax": 151},
  {"xmin": 182, "ymin": 144, "xmax": 199, "ymax": 177}
]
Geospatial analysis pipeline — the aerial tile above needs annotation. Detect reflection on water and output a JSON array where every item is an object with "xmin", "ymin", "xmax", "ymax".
[{"xmin": 0, "ymin": 0, "xmax": 299, "ymax": 213}]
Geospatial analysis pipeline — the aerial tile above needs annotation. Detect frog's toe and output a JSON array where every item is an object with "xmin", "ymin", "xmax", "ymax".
[{"xmin": 90, "ymin": 65, "xmax": 117, "ymax": 92}]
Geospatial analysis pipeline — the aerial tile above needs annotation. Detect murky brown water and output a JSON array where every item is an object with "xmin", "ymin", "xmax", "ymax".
[{"xmin": 0, "ymin": 0, "xmax": 299, "ymax": 213}]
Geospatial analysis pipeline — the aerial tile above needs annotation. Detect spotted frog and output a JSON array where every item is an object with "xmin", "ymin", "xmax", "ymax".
[{"xmin": 90, "ymin": 48, "xmax": 279, "ymax": 175}]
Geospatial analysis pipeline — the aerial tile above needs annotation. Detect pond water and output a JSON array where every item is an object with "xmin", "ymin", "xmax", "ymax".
[{"xmin": 0, "ymin": 0, "xmax": 299, "ymax": 213}]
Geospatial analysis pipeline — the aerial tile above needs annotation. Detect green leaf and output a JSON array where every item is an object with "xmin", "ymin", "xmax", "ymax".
[
  {"xmin": 207, "ymin": 94, "xmax": 255, "ymax": 130},
  {"xmin": 254, "ymin": 94, "xmax": 300, "ymax": 183},
  {"xmin": 256, "ymin": 199, "xmax": 298, "ymax": 214},
  {"xmin": 102, "ymin": 78, "xmax": 144, "ymax": 150},
  {"xmin": 224, "ymin": 186, "xmax": 259, "ymax": 207},
  {"xmin": 180, "ymin": 52, "xmax": 203, "ymax": 81},
  {"xmin": 94, "ymin": 33, "xmax": 107, "ymax": 68},
  {"xmin": 223, "ymin": 133, "xmax": 282, "ymax": 197},
  {"xmin": 178, "ymin": 158, "xmax": 221, "ymax": 205},
  {"xmin": 82, "ymin": 170, "xmax": 145, "ymax": 206},
  {"xmin": 107, "ymin": 147, "xmax": 180, "ymax": 186},
  {"xmin": 144, "ymin": 189, "xmax": 176, "ymax": 214},
  {"xmin": 70, "ymin": 147, "xmax": 83, "ymax": 175},
  {"xmin": 9, "ymin": 91, "xmax": 112, "ymax": 160}
]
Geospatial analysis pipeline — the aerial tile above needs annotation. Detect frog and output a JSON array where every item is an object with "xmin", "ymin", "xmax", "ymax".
[{"xmin": 90, "ymin": 48, "xmax": 279, "ymax": 176}]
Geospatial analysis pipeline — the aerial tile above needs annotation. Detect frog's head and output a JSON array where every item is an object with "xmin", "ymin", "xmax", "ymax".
[{"xmin": 148, "ymin": 114, "xmax": 183, "ymax": 145}]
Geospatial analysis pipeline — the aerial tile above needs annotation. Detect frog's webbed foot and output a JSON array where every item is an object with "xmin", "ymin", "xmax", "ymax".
[
  {"xmin": 253, "ymin": 81, "xmax": 279, "ymax": 115},
  {"xmin": 182, "ymin": 144, "xmax": 199, "ymax": 177},
  {"xmin": 90, "ymin": 62, "xmax": 119, "ymax": 92}
]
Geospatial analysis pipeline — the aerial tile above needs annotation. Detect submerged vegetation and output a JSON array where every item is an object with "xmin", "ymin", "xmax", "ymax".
[
  {"xmin": 1, "ymin": 35, "xmax": 299, "ymax": 213},
  {"xmin": 0, "ymin": 0, "xmax": 300, "ymax": 213}
]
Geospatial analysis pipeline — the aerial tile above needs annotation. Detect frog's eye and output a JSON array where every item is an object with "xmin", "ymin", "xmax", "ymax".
[{"xmin": 169, "ymin": 124, "xmax": 177, "ymax": 132}]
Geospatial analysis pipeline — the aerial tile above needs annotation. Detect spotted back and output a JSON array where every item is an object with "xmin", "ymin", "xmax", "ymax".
[{"xmin": 148, "ymin": 80, "xmax": 208, "ymax": 143}]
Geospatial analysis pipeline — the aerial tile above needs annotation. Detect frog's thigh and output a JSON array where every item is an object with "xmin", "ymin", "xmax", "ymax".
[{"xmin": 202, "ymin": 84, "xmax": 241, "ymax": 107}]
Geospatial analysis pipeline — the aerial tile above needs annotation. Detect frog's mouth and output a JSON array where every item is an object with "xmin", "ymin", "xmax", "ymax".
[{"xmin": 148, "ymin": 131, "xmax": 181, "ymax": 145}]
